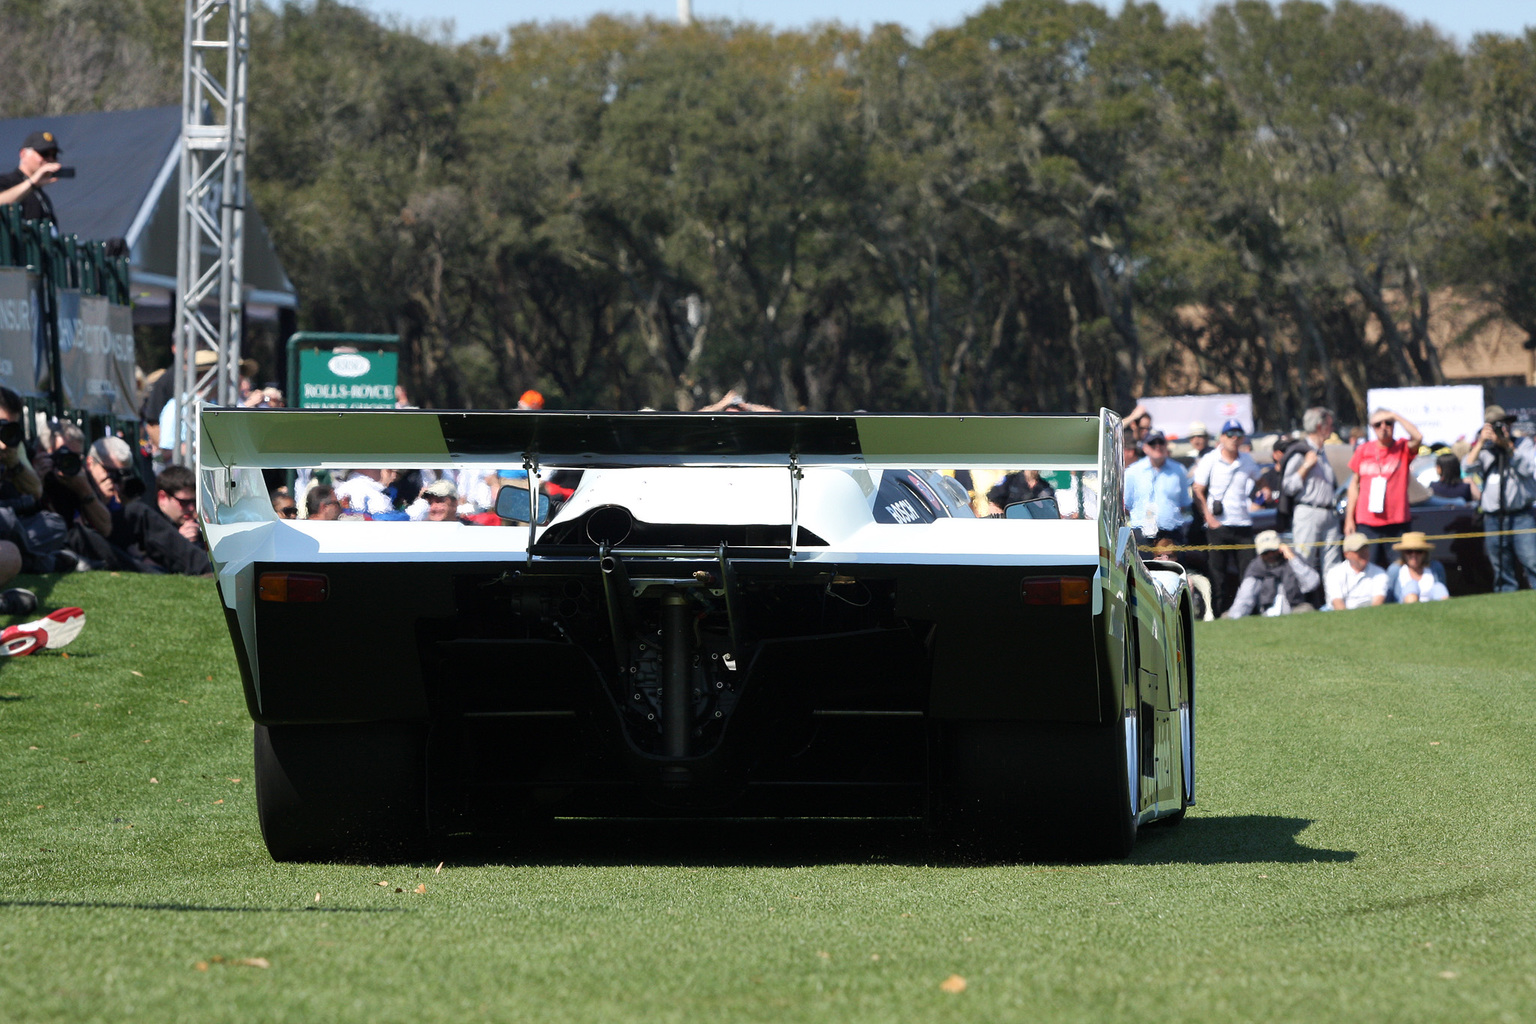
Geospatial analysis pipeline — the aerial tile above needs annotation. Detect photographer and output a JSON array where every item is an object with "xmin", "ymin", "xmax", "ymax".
[
  {"xmin": 0, "ymin": 130, "xmax": 65, "ymax": 222},
  {"xmin": 1467, "ymin": 405, "xmax": 1536, "ymax": 592},
  {"xmin": 37, "ymin": 435, "xmax": 139, "ymax": 570},
  {"xmin": 0, "ymin": 388, "xmax": 50, "ymax": 606}
]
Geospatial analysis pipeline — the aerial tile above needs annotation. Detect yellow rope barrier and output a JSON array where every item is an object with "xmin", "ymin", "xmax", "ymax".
[{"xmin": 1138, "ymin": 525, "xmax": 1536, "ymax": 555}]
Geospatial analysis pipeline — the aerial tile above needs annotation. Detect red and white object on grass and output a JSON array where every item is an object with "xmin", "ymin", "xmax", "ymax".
[{"xmin": 1, "ymin": 607, "xmax": 86, "ymax": 656}]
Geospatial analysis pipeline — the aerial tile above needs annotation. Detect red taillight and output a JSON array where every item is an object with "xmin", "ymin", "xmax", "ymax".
[
  {"xmin": 1021, "ymin": 577, "xmax": 1092, "ymax": 606},
  {"xmin": 257, "ymin": 572, "xmax": 329, "ymax": 603}
]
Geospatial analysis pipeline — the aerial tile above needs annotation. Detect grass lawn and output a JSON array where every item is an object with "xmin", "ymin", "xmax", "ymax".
[{"xmin": 2, "ymin": 571, "xmax": 1534, "ymax": 1023}]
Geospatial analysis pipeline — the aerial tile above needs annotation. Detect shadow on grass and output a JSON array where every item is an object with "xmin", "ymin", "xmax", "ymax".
[
  {"xmin": 428, "ymin": 813, "xmax": 1355, "ymax": 868},
  {"xmin": 1130, "ymin": 814, "xmax": 1356, "ymax": 865},
  {"xmin": 0, "ymin": 900, "xmax": 406, "ymax": 914}
]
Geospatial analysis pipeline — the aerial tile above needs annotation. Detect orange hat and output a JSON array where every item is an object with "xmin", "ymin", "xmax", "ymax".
[{"xmin": 517, "ymin": 389, "xmax": 545, "ymax": 410}]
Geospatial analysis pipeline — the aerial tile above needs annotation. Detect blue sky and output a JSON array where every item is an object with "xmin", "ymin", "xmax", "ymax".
[{"xmin": 354, "ymin": 0, "xmax": 1530, "ymax": 47}]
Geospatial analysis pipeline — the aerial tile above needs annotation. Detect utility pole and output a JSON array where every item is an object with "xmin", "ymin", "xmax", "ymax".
[{"xmin": 173, "ymin": 0, "xmax": 249, "ymax": 466}]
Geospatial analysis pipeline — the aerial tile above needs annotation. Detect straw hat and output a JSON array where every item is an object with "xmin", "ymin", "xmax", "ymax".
[{"xmin": 1391, "ymin": 531, "xmax": 1432, "ymax": 553}]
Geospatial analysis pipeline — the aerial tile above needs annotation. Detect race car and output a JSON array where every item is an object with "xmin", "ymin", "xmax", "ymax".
[{"xmin": 198, "ymin": 408, "xmax": 1195, "ymax": 861}]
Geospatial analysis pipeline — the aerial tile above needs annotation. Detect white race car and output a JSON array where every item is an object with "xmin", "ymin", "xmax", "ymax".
[{"xmin": 199, "ymin": 408, "xmax": 1195, "ymax": 861}]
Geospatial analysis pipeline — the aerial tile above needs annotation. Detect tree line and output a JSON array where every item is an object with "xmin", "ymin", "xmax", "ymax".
[{"xmin": 5, "ymin": 0, "xmax": 1536, "ymax": 424}]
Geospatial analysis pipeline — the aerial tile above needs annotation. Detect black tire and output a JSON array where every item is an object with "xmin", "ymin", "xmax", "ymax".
[
  {"xmin": 935, "ymin": 718, "xmax": 1136, "ymax": 861},
  {"xmin": 254, "ymin": 722, "xmax": 428, "ymax": 862}
]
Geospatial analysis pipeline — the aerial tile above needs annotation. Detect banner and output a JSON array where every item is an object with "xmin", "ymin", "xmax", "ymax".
[
  {"xmin": 1489, "ymin": 386, "xmax": 1536, "ymax": 439},
  {"xmin": 298, "ymin": 349, "xmax": 398, "ymax": 409},
  {"xmin": 1135, "ymin": 394, "xmax": 1254, "ymax": 438},
  {"xmin": 1365, "ymin": 385, "xmax": 1485, "ymax": 446},
  {"xmin": 0, "ymin": 267, "xmax": 43, "ymax": 398},
  {"xmin": 56, "ymin": 289, "xmax": 138, "ymax": 417}
]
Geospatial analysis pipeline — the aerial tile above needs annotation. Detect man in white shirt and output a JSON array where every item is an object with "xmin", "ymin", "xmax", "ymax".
[
  {"xmin": 1324, "ymin": 532, "xmax": 1387, "ymax": 610},
  {"xmin": 1192, "ymin": 419, "xmax": 1263, "ymax": 615}
]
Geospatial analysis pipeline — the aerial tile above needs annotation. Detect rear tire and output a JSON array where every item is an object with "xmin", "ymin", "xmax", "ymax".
[
  {"xmin": 254, "ymin": 722, "xmax": 428, "ymax": 862},
  {"xmin": 936, "ymin": 718, "xmax": 1135, "ymax": 861}
]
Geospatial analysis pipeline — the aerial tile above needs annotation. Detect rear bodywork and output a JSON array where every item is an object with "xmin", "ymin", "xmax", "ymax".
[{"xmin": 199, "ymin": 409, "xmax": 1195, "ymax": 859}]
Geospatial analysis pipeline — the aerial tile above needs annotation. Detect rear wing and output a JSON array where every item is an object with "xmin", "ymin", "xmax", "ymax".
[
  {"xmin": 197, "ymin": 407, "xmax": 1127, "ymax": 567},
  {"xmin": 198, "ymin": 407, "xmax": 1111, "ymax": 471}
]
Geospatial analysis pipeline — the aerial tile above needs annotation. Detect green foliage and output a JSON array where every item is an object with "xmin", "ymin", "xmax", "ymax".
[{"xmin": 8, "ymin": 1, "xmax": 1535, "ymax": 420}]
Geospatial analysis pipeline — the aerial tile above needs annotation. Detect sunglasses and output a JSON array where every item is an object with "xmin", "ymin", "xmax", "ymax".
[
  {"xmin": 1144, "ymin": 439, "xmax": 1167, "ymax": 448},
  {"xmin": 1222, "ymin": 430, "xmax": 1244, "ymax": 438},
  {"xmin": 278, "ymin": 506, "xmax": 298, "ymax": 518},
  {"xmin": 173, "ymin": 495, "xmax": 196, "ymax": 509}
]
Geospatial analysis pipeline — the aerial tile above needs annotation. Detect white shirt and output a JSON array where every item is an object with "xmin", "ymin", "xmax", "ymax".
[
  {"xmin": 1193, "ymin": 450, "xmax": 1262, "ymax": 527},
  {"xmin": 1390, "ymin": 567, "xmax": 1449, "ymax": 603},
  {"xmin": 334, "ymin": 474, "xmax": 394, "ymax": 516},
  {"xmin": 1324, "ymin": 559, "xmax": 1387, "ymax": 610}
]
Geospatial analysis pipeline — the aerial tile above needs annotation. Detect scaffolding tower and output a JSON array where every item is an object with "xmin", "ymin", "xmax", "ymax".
[{"xmin": 173, "ymin": 0, "xmax": 249, "ymax": 466}]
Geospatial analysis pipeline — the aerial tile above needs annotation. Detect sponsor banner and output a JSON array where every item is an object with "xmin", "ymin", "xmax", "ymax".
[
  {"xmin": 1366, "ymin": 385, "xmax": 1485, "ymax": 446},
  {"xmin": 0, "ymin": 267, "xmax": 43, "ymax": 398},
  {"xmin": 298, "ymin": 349, "xmax": 398, "ymax": 409},
  {"xmin": 1135, "ymin": 394, "xmax": 1253, "ymax": 439},
  {"xmin": 1489, "ymin": 386, "xmax": 1536, "ymax": 439},
  {"xmin": 57, "ymin": 289, "xmax": 138, "ymax": 416}
]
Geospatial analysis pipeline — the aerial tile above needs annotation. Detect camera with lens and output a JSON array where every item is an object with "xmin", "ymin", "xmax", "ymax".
[
  {"xmin": 0, "ymin": 421, "xmax": 23, "ymax": 448},
  {"xmin": 1482, "ymin": 421, "xmax": 1508, "ymax": 453},
  {"xmin": 54, "ymin": 450, "xmax": 82, "ymax": 477}
]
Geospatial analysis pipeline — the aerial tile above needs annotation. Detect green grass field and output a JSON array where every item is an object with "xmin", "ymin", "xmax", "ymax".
[{"xmin": 2, "ymin": 572, "xmax": 1533, "ymax": 1023}]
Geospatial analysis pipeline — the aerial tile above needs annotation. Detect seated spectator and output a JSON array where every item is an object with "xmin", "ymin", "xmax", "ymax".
[
  {"xmin": 1324, "ymin": 532, "xmax": 1387, "ymax": 610},
  {"xmin": 1385, "ymin": 532, "xmax": 1449, "ymax": 603},
  {"xmin": 1430, "ymin": 452, "xmax": 1477, "ymax": 503},
  {"xmin": 417, "ymin": 478, "xmax": 466, "ymax": 523},
  {"xmin": 271, "ymin": 488, "xmax": 297, "ymax": 519},
  {"xmin": 1225, "ymin": 530, "xmax": 1320, "ymax": 618},
  {"xmin": 306, "ymin": 486, "xmax": 342, "ymax": 521},
  {"xmin": 40, "ymin": 436, "xmax": 141, "ymax": 571},
  {"xmin": 122, "ymin": 465, "xmax": 212, "ymax": 575}
]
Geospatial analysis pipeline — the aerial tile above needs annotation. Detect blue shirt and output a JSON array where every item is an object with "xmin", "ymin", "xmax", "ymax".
[{"xmin": 1124, "ymin": 457, "xmax": 1192, "ymax": 534}]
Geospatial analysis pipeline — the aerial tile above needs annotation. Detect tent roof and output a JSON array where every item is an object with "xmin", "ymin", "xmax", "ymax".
[{"xmin": 0, "ymin": 107, "xmax": 295, "ymax": 306}]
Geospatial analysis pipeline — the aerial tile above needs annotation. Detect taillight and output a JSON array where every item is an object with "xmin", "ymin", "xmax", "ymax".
[
  {"xmin": 257, "ymin": 572, "xmax": 329, "ymax": 603},
  {"xmin": 1021, "ymin": 577, "xmax": 1091, "ymax": 606}
]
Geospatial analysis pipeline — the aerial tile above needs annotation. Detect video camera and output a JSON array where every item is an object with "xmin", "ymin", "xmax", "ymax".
[{"xmin": 0, "ymin": 421, "xmax": 23, "ymax": 448}]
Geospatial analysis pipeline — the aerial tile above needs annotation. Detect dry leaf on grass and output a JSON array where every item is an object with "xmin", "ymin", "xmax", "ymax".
[
  {"xmin": 816, "ymin": 951, "xmax": 830, "ymax": 960},
  {"xmin": 233, "ymin": 958, "xmax": 270, "ymax": 969},
  {"xmin": 940, "ymin": 974, "xmax": 967, "ymax": 994},
  {"xmin": 212, "ymin": 799, "xmax": 223, "ymax": 805},
  {"xmin": 130, "ymin": 671, "xmax": 143, "ymax": 677},
  {"xmin": 376, "ymin": 881, "xmax": 390, "ymax": 887},
  {"xmin": 1438, "ymin": 971, "xmax": 1458, "ymax": 979},
  {"xmin": 414, "ymin": 884, "xmax": 426, "ymax": 894},
  {"xmin": 434, "ymin": 861, "xmax": 444, "ymax": 874},
  {"xmin": 149, "ymin": 778, "xmax": 158, "ymax": 784},
  {"xmin": 314, "ymin": 893, "xmax": 322, "ymax": 903},
  {"xmin": 195, "ymin": 961, "xmax": 208, "ymax": 971}
]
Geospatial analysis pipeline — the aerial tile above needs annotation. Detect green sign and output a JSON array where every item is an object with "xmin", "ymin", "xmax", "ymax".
[{"xmin": 298, "ymin": 349, "xmax": 398, "ymax": 409}]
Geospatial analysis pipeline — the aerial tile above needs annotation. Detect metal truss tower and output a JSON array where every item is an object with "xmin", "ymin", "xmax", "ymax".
[{"xmin": 173, "ymin": 0, "xmax": 249, "ymax": 466}]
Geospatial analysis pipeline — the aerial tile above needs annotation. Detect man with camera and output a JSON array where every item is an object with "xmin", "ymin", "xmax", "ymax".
[
  {"xmin": 1468, "ymin": 405, "xmax": 1536, "ymax": 592},
  {"xmin": 0, "ymin": 130, "xmax": 67, "ymax": 222},
  {"xmin": 1192, "ymin": 418, "xmax": 1263, "ymax": 615},
  {"xmin": 36, "ymin": 435, "xmax": 139, "ymax": 569}
]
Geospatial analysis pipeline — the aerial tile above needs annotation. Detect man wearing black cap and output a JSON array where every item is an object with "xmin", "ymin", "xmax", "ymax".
[
  {"xmin": 1468, "ymin": 404, "xmax": 1536, "ymax": 592},
  {"xmin": 0, "ymin": 130, "xmax": 64, "ymax": 222}
]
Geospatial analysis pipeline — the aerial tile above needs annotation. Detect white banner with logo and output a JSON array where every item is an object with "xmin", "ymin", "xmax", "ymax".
[
  {"xmin": 1135, "ymin": 394, "xmax": 1254, "ymax": 439},
  {"xmin": 1364, "ymin": 385, "xmax": 1485, "ymax": 446}
]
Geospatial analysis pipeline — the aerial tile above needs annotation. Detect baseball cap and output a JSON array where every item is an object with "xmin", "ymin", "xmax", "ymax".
[
  {"xmin": 1187, "ymin": 421, "xmax": 1209, "ymax": 438},
  {"xmin": 517, "ymin": 389, "xmax": 545, "ymax": 410},
  {"xmin": 1254, "ymin": 530, "xmax": 1281, "ymax": 554},
  {"xmin": 22, "ymin": 130, "xmax": 60, "ymax": 154},
  {"xmin": 1342, "ymin": 532, "xmax": 1368, "ymax": 553},
  {"xmin": 1484, "ymin": 404, "xmax": 1515, "ymax": 424},
  {"xmin": 1143, "ymin": 429, "xmax": 1167, "ymax": 446},
  {"xmin": 1219, "ymin": 418, "xmax": 1244, "ymax": 436},
  {"xmin": 422, "ymin": 478, "xmax": 459, "ymax": 500}
]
